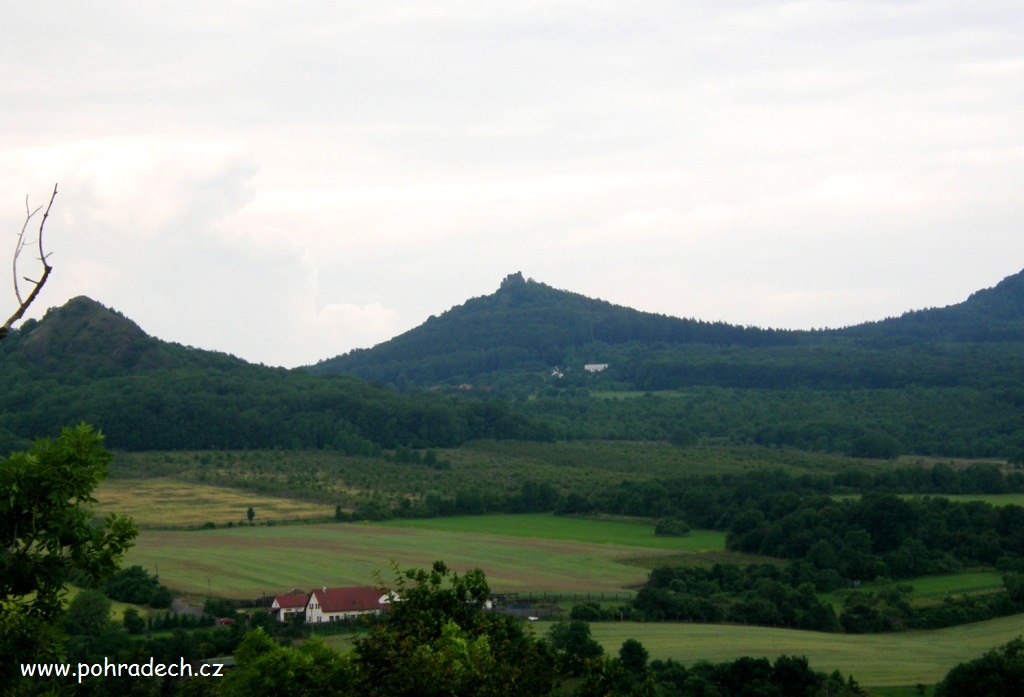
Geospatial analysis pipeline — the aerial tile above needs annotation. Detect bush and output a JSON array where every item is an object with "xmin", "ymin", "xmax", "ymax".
[
  {"xmin": 103, "ymin": 566, "xmax": 173, "ymax": 608},
  {"xmin": 654, "ymin": 517, "xmax": 691, "ymax": 537}
]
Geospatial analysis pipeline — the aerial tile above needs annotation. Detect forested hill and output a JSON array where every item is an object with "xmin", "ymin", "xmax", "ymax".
[
  {"xmin": 841, "ymin": 269, "xmax": 1024, "ymax": 343},
  {"xmin": 0, "ymin": 297, "xmax": 550, "ymax": 452},
  {"xmin": 5, "ymin": 296, "xmax": 244, "ymax": 377},
  {"xmin": 309, "ymin": 272, "xmax": 798, "ymax": 386},
  {"xmin": 310, "ymin": 269, "xmax": 1024, "ymax": 390}
]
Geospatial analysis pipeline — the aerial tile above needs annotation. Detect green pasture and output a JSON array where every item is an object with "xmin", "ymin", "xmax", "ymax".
[
  {"xmin": 121, "ymin": 520, "xmax": 695, "ymax": 599},
  {"xmin": 832, "ymin": 493, "xmax": 1024, "ymax": 507},
  {"xmin": 380, "ymin": 514, "xmax": 728, "ymax": 552},
  {"xmin": 584, "ymin": 614, "xmax": 1024, "ymax": 688},
  {"xmin": 820, "ymin": 570, "xmax": 1005, "ymax": 609}
]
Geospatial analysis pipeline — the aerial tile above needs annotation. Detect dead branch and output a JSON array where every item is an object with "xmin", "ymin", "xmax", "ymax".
[{"xmin": 1, "ymin": 183, "xmax": 58, "ymax": 341}]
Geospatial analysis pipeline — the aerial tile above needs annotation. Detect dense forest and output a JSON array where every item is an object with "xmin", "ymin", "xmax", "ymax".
[
  {"xmin": 5, "ymin": 270, "xmax": 1024, "ymax": 460},
  {"xmin": 313, "ymin": 269, "xmax": 1024, "ymax": 390},
  {"xmin": 0, "ymin": 297, "xmax": 551, "ymax": 452}
]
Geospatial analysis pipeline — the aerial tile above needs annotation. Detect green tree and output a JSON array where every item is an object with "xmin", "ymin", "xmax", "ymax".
[
  {"xmin": 102, "ymin": 564, "xmax": 166, "ymax": 605},
  {"xmin": 546, "ymin": 620, "xmax": 604, "ymax": 677},
  {"xmin": 60, "ymin": 588, "xmax": 128, "ymax": 666},
  {"xmin": 247, "ymin": 506, "xmax": 255, "ymax": 524},
  {"xmin": 1003, "ymin": 573, "xmax": 1024, "ymax": 604},
  {"xmin": 122, "ymin": 606, "xmax": 146, "ymax": 635},
  {"xmin": 619, "ymin": 638, "xmax": 649, "ymax": 676},
  {"xmin": 0, "ymin": 424, "xmax": 137, "ymax": 683},
  {"xmin": 935, "ymin": 636, "xmax": 1024, "ymax": 697},
  {"xmin": 349, "ymin": 561, "xmax": 557, "ymax": 696},
  {"xmin": 223, "ymin": 628, "xmax": 351, "ymax": 697}
]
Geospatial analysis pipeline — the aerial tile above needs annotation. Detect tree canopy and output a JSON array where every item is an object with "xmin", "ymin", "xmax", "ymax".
[{"xmin": 0, "ymin": 423, "xmax": 137, "ymax": 683}]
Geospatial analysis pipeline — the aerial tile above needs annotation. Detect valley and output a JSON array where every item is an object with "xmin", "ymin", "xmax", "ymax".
[{"xmin": 8, "ymin": 270, "xmax": 1024, "ymax": 694}]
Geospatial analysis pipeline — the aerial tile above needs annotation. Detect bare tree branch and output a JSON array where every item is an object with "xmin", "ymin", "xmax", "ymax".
[{"xmin": 1, "ymin": 183, "xmax": 58, "ymax": 341}]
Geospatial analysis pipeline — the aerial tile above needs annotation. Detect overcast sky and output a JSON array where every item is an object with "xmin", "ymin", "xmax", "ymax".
[{"xmin": 2, "ymin": 1, "xmax": 1023, "ymax": 367}]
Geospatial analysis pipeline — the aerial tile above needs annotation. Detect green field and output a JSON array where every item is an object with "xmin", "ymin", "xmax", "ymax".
[
  {"xmin": 112, "ymin": 501, "xmax": 1024, "ymax": 691},
  {"xmin": 585, "ymin": 615, "xmax": 1024, "ymax": 687},
  {"xmin": 820, "ymin": 570, "xmax": 1006, "ymax": 609},
  {"xmin": 380, "ymin": 514, "xmax": 727, "ymax": 551},
  {"xmin": 833, "ymin": 493, "xmax": 1024, "ymax": 507},
  {"xmin": 122, "ymin": 518, "xmax": 690, "ymax": 598}
]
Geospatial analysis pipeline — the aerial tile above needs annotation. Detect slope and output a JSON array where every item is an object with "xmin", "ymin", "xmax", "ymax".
[
  {"xmin": 310, "ymin": 269, "xmax": 1024, "ymax": 391},
  {"xmin": 310, "ymin": 271, "xmax": 796, "ymax": 386},
  {"xmin": 0, "ymin": 296, "xmax": 549, "ymax": 452}
]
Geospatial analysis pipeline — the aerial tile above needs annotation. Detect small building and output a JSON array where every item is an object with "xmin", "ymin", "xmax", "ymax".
[
  {"xmin": 270, "ymin": 592, "xmax": 309, "ymax": 622},
  {"xmin": 584, "ymin": 363, "xmax": 609, "ymax": 373},
  {"xmin": 305, "ymin": 586, "xmax": 390, "ymax": 623}
]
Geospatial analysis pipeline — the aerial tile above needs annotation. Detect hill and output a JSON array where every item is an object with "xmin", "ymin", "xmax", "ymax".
[
  {"xmin": 311, "ymin": 269, "xmax": 1024, "ymax": 391},
  {"xmin": 7, "ymin": 296, "xmax": 244, "ymax": 377},
  {"xmin": 5, "ymin": 270, "xmax": 1024, "ymax": 460},
  {"xmin": 0, "ymin": 297, "xmax": 549, "ymax": 452}
]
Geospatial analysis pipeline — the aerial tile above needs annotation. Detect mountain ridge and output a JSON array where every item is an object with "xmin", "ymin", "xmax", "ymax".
[
  {"xmin": 2, "ymin": 269, "xmax": 1023, "ymax": 457},
  {"xmin": 309, "ymin": 268, "xmax": 1024, "ymax": 387}
]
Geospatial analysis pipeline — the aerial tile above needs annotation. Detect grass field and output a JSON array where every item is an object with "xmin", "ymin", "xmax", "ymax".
[
  {"xmin": 380, "ymin": 514, "xmax": 728, "ymax": 552},
  {"xmin": 820, "ymin": 570, "xmax": 1006, "ymax": 609},
  {"xmin": 584, "ymin": 615, "xmax": 1024, "ymax": 687},
  {"xmin": 94, "ymin": 478, "xmax": 332, "ymax": 527},
  {"xmin": 121, "ymin": 519, "xmax": 687, "ymax": 598},
  {"xmin": 833, "ymin": 493, "xmax": 1024, "ymax": 507},
  {"xmin": 110, "ymin": 498, "xmax": 1024, "ymax": 690}
]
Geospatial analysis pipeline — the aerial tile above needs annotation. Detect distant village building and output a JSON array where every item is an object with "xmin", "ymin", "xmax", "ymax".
[
  {"xmin": 584, "ymin": 364, "xmax": 609, "ymax": 373},
  {"xmin": 305, "ymin": 586, "xmax": 391, "ymax": 623},
  {"xmin": 270, "ymin": 592, "xmax": 309, "ymax": 622}
]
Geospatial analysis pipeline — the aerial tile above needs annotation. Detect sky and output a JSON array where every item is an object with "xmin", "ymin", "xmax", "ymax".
[{"xmin": 2, "ymin": 1, "xmax": 1023, "ymax": 368}]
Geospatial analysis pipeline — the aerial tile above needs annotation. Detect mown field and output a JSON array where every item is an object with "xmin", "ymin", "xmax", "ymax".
[
  {"xmin": 820, "ymin": 570, "xmax": 1006, "ymax": 610},
  {"xmin": 380, "ymin": 514, "xmax": 727, "ymax": 551},
  {"xmin": 585, "ymin": 614, "xmax": 1024, "ymax": 688},
  {"xmin": 94, "ymin": 478, "xmax": 332, "ymax": 527},
  {"xmin": 120, "ymin": 516, "xmax": 694, "ymax": 599},
  {"xmin": 97, "ymin": 464, "xmax": 1024, "ymax": 691}
]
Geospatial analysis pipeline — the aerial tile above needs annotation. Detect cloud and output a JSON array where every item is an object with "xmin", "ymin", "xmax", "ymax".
[{"xmin": 1, "ymin": 1, "xmax": 1022, "ymax": 365}]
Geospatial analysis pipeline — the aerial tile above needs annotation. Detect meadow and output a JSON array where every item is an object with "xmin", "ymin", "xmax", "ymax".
[
  {"xmin": 99, "ymin": 483, "xmax": 1024, "ymax": 693},
  {"xmin": 820, "ymin": 570, "xmax": 1006, "ymax": 610},
  {"xmin": 585, "ymin": 614, "xmax": 1024, "ymax": 688},
  {"xmin": 380, "ymin": 514, "xmax": 727, "ymax": 551},
  {"xmin": 94, "ymin": 478, "xmax": 331, "ymax": 527},
  {"xmin": 117, "ymin": 511, "xmax": 712, "ymax": 597}
]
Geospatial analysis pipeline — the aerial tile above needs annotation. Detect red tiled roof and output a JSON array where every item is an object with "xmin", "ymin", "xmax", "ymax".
[
  {"xmin": 310, "ymin": 586, "xmax": 387, "ymax": 614},
  {"xmin": 272, "ymin": 592, "xmax": 309, "ymax": 609}
]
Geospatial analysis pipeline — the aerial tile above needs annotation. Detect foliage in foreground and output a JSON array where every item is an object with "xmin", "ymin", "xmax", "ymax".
[
  {"xmin": 582, "ymin": 651, "xmax": 867, "ymax": 697},
  {"xmin": 0, "ymin": 424, "xmax": 137, "ymax": 686}
]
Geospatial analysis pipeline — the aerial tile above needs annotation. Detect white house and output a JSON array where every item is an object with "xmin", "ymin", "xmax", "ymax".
[
  {"xmin": 270, "ymin": 592, "xmax": 309, "ymax": 622},
  {"xmin": 305, "ymin": 586, "xmax": 390, "ymax": 623},
  {"xmin": 584, "ymin": 363, "xmax": 609, "ymax": 373}
]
